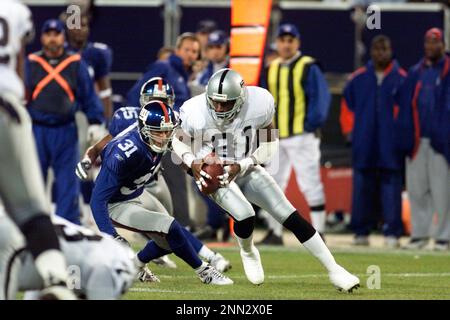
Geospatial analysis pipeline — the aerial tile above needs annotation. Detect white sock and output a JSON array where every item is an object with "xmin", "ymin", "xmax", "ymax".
[
  {"xmin": 195, "ymin": 261, "xmax": 208, "ymax": 274},
  {"xmin": 134, "ymin": 254, "xmax": 145, "ymax": 268},
  {"xmin": 302, "ymin": 232, "xmax": 338, "ymax": 273},
  {"xmin": 198, "ymin": 245, "xmax": 216, "ymax": 262},
  {"xmin": 34, "ymin": 250, "xmax": 68, "ymax": 286},
  {"xmin": 235, "ymin": 233, "xmax": 254, "ymax": 252},
  {"xmin": 310, "ymin": 210, "xmax": 326, "ymax": 233}
]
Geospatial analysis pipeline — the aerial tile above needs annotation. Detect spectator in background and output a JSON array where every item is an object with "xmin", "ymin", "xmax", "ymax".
[
  {"xmin": 340, "ymin": 35, "xmax": 406, "ymax": 248},
  {"xmin": 65, "ymin": 13, "xmax": 113, "ymax": 121},
  {"xmin": 190, "ymin": 30, "xmax": 229, "ymax": 96},
  {"xmin": 25, "ymin": 19, "xmax": 104, "ymax": 224},
  {"xmin": 195, "ymin": 19, "xmax": 218, "ymax": 60},
  {"xmin": 260, "ymin": 23, "xmax": 330, "ymax": 245},
  {"xmin": 126, "ymin": 33, "xmax": 201, "ymax": 228},
  {"xmin": 63, "ymin": 12, "xmax": 113, "ymax": 227},
  {"xmin": 157, "ymin": 46, "xmax": 174, "ymax": 61},
  {"xmin": 397, "ymin": 28, "xmax": 450, "ymax": 251}
]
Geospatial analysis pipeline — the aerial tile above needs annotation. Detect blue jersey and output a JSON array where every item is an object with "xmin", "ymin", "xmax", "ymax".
[
  {"xmin": 108, "ymin": 106, "xmax": 140, "ymax": 137},
  {"xmin": 80, "ymin": 42, "xmax": 113, "ymax": 81},
  {"xmin": 90, "ymin": 129, "xmax": 162, "ymax": 236}
]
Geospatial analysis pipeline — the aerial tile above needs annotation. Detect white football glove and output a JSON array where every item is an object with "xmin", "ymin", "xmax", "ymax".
[{"xmin": 75, "ymin": 158, "xmax": 92, "ymax": 181}]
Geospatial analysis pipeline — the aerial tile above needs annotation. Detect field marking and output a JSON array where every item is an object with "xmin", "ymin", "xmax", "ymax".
[
  {"xmin": 129, "ymin": 288, "xmax": 227, "ymax": 295},
  {"xmin": 212, "ymin": 245, "xmax": 450, "ymax": 256},
  {"xmin": 143, "ymin": 273, "xmax": 450, "ymax": 280}
]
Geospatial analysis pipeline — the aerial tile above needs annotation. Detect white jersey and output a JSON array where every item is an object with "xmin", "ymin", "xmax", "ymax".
[
  {"xmin": 51, "ymin": 216, "xmax": 137, "ymax": 300},
  {"xmin": 0, "ymin": 0, "xmax": 33, "ymax": 99},
  {"xmin": 179, "ymin": 86, "xmax": 275, "ymax": 162}
]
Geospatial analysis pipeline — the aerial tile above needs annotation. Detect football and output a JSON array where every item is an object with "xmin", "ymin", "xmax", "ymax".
[{"xmin": 200, "ymin": 153, "xmax": 224, "ymax": 195}]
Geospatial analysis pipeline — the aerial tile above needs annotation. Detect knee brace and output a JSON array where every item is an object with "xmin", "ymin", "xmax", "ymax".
[
  {"xmin": 233, "ymin": 216, "xmax": 255, "ymax": 239},
  {"xmin": 283, "ymin": 211, "xmax": 316, "ymax": 243}
]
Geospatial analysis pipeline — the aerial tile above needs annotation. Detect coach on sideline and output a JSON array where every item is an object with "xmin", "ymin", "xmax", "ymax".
[
  {"xmin": 25, "ymin": 19, "xmax": 104, "ymax": 224},
  {"xmin": 260, "ymin": 23, "xmax": 330, "ymax": 245}
]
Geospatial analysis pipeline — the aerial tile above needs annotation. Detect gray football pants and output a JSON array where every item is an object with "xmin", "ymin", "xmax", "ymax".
[
  {"xmin": 210, "ymin": 165, "xmax": 296, "ymax": 223},
  {"xmin": 108, "ymin": 190, "xmax": 175, "ymax": 250},
  {"xmin": 406, "ymin": 138, "xmax": 450, "ymax": 241}
]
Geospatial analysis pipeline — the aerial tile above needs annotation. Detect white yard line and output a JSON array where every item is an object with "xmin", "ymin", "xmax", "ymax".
[{"xmin": 129, "ymin": 288, "xmax": 227, "ymax": 295}]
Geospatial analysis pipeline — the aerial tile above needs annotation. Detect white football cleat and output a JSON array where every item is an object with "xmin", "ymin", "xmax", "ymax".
[
  {"xmin": 137, "ymin": 265, "xmax": 160, "ymax": 283},
  {"xmin": 209, "ymin": 252, "xmax": 232, "ymax": 273},
  {"xmin": 329, "ymin": 265, "xmax": 360, "ymax": 293},
  {"xmin": 240, "ymin": 246, "xmax": 264, "ymax": 285},
  {"xmin": 197, "ymin": 264, "xmax": 233, "ymax": 285}
]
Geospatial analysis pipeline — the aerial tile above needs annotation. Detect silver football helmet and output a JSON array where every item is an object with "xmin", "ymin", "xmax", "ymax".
[{"xmin": 206, "ymin": 68, "xmax": 247, "ymax": 125}]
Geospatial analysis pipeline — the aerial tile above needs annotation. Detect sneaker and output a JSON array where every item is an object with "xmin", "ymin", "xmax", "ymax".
[
  {"xmin": 385, "ymin": 236, "xmax": 400, "ymax": 249},
  {"xmin": 329, "ymin": 265, "xmax": 360, "ymax": 293},
  {"xmin": 152, "ymin": 255, "xmax": 177, "ymax": 269},
  {"xmin": 256, "ymin": 230, "xmax": 283, "ymax": 246},
  {"xmin": 433, "ymin": 240, "xmax": 449, "ymax": 251},
  {"xmin": 403, "ymin": 238, "xmax": 428, "ymax": 250},
  {"xmin": 209, "ymin": 252, "xmax": 232, "ymax": 273},
  {"xmin": 352, "ymin": 235, "xmax": 369, "ymax": 246},
  {"xmin": 39, "ymin": 286, "xmax": 77, "ymax": 300},
  {"xmin": 240, "ymin": 246, "xmax": 264, "ymax": 285},
  {"xmin": 137, "ymin": 265, "xmax": 160, "ymax": 283},
  {"xmin": 196, "ymin": 264, "xmax": 233, "ymax": 285}
]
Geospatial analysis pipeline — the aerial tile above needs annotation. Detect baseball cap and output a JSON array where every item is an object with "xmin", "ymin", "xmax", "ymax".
[
  {"xmin": 197, "ymin": 20, "xmax": 217, "ymax": 34},
  {"xmin": 277, "ymin": 23, "xmax": 300, "ymax": 39},
  {"xmin": 41, "ymin": 19, "xmax": 65, "ymax": 34},
  {"xmin": 425, "ymin": 27, "xmax": 444, "ymax": 42},
  {"xmin": 207, "ymin": 30, "xmax": 228, "ymax": 46}
]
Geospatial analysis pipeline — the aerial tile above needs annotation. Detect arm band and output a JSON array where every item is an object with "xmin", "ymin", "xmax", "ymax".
[{"xmin": 98, "ymin": 88, "xmax": 112, "ymax": 99}]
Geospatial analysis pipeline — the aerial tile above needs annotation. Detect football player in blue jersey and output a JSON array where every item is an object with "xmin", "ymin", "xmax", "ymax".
[
  {"xmin": 79, "ymin": 78, "xmax": 231, "ymax": 281},
  {"xmin": 89, "ymin": 100, "xmax": 232, "ymax": 285}
]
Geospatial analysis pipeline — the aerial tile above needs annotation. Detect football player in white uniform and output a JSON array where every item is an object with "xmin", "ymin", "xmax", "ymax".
[
  {"xmin": 0, "ymin": 206, "xmax": 136, "ymax": 300},
  {"xmin": 173, "ymin": 68, "xmax": 360, "ymax": 292},
  {"xmin": 0, "ymin": 0, "xmax": 75, "ymax": 299}
]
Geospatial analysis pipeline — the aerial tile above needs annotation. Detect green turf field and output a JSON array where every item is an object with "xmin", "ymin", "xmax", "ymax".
[{"xmin": 124, "ymin": 246, "xmax": 450, "ymax": 300}]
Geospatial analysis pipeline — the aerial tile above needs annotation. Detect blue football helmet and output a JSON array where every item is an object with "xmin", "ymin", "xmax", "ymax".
[
  {"xmin": 138, "ymin": 101, "xmax": 179, "ymax": 153},
  {"xmin": 139, "ymin": 77, "xmax": 175, "ymax": 108}
]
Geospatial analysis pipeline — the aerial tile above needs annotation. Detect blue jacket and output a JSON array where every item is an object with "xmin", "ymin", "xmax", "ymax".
[
  {"xmin": 90, "ymin": 129, "xmax": 162, "ymax": 236},
  {"xmin": 396, "ymin": 55, "xmax": 450, "ymax": 159},
  {"xmin": 303, "ymin": 63, "xmax": 331, "ymax": 132},
  {"xmin": 341, "ymin": 60, "xmax": 407, "ymax": 169},
  {"xmin": 127, "ymin": 54, "xmax": 191, "ymax": 111}
]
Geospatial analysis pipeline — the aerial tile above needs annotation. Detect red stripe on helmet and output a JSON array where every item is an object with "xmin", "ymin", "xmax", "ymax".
[{"xmin": 158, "ymin": 101, "xmax": 170, "ymax": 122}]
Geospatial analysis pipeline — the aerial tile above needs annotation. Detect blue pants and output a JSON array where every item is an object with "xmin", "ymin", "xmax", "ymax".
[
  {"xmin": 350, "ymin": 168, "xmax": 403, "ymax": 237},
  {"xmin": 33, "ymin": 122, "xmax": 80, "ymax": 224}
]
